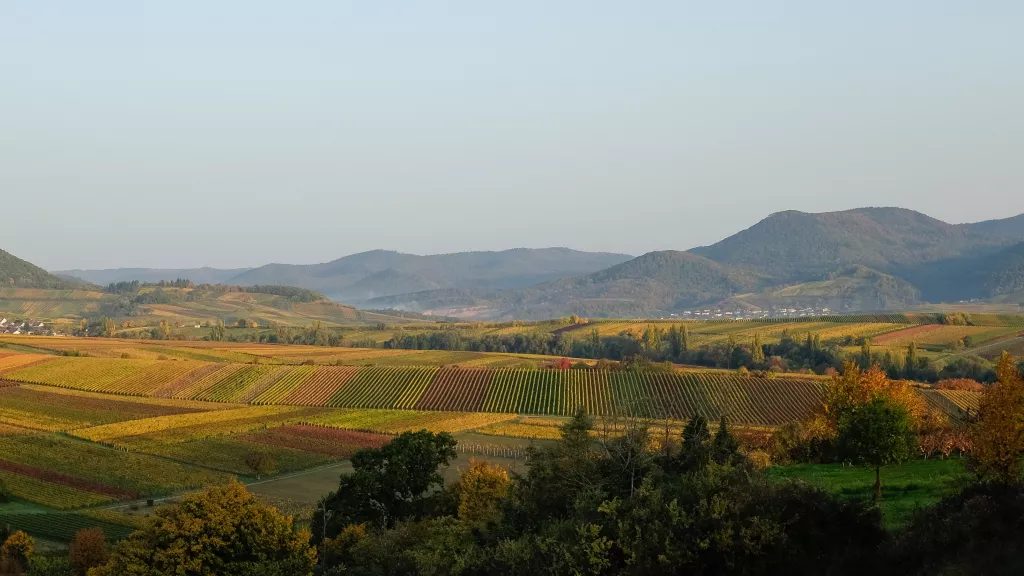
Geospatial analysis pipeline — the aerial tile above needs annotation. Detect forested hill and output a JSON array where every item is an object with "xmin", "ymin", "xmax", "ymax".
[
  {"xmin": 689, "ymin": 208, "xmax": 1022, "ymax": 281},
  {"xmin": 0, "ymin": 249, "xmax": 78, "ymax": 289}
]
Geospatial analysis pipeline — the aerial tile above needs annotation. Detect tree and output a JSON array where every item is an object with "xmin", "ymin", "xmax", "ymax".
[
  {"xmin": 861, "ymin": 339, "xmax": 872, "ymax": 368},
  {"xmin": 457, "ymin": 459, "xmax": 510, "ymax": 526},
  {"xmin": 0, "ymin": 478, "xmax": 8, "ymax": 503},
  {"xmin": 1, "ymin": 530, "xmax": 33, "ymax": 574},
  {"xmin": 245, "ymin": 450, "xmax": 275, "ymax": 480},
  {"xmin": 968, "ymin": 352, "xmax": 1024, "ymax": 484},
  {"xmin": 751, "ymin": 332, "xmax": 765, "ymax": 364},
  {"xmin": 101, "ymin": 317, "xmax": 117, "ymax": 338},
  {"xmin": 905, "ymin": 342, "xmax": 919, "ymax": 378},
  {"xmin": 315, "ymin": 431, "xmax": 458, "ymax": 539},
  {"xmin": 675, "ymin": 414, "xmax": 712, "ymax": 471},
  {"xmin": 90, "ymin": 481, "xmax": 315, "ymax": 576},
  {"xmin": 210, "ymin": 320, "xmax": 226, "ymax": 342},
  {"xmin": 711, "ymin": 415, "xmax": 741, "ymax": 464},
  {"xmin": 69, "ymin": 528, "xmax": 109, "ymax": 576},
  {"xmin": 836, "ymin": 396, "xmax": 916, "ymax": 500}
]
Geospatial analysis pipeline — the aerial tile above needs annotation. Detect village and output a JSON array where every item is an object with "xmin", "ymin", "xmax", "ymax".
[
  {"xmin": 672, "ymin": 306, "xmax": 834, "ymax": 320},
  {"xmin": 0, "ymin": 317, "xmax": 54, "ymax": 336}
]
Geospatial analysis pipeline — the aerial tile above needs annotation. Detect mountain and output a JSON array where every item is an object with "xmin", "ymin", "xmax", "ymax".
[
  {"xmin": 56, "ymin": 267, "xmax": 252, "ymax": 286},
  {"xmin": 690, "ymin": 208, "xmax": 1006, "ymax": 282},
  {"xmin": 1, "ymin": 249, "xmax": 77, "ymax": 289},
  {"xmin": 370, "ymin": 208, "xmax": 1024, "ymax": 319},
  {"xmin": 228, "ymin": 248, "xmax": 634, "ymax": 303}
]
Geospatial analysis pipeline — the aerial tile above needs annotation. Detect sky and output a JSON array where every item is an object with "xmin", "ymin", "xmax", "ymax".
[{"xmin": 2, "ymin": 1, "xmax": 1022, "ymax": 271}]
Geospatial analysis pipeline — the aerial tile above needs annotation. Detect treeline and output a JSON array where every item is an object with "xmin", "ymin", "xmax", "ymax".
[
  {"xmin": 384, "ymin": 326, "xmax": 998, "ymax": 382},
  {"xmin": 103, "ymin": 280, "xmax": 324, "ymax": 303}
]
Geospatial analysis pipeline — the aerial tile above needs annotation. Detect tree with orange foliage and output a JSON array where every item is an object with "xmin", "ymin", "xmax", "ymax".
[
  {"xmin": 69, "ymin": 528, "xmax": 109, "ymax": 576},
  {"xmin": 822, "ymin": 361, "xmax": 928, "ymax": 432},
  {"xmin": 968, "ymin": 352, "xmax": 1024, "ymax": 484}
]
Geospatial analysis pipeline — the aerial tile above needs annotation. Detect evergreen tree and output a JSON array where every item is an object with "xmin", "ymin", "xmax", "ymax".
[
  {"xmin": 905, "ymin": 342, "xmax": 919, "ymax": 378},
  {"xmin": 711, "ymin": 416, "xmax": 741, "ymax": 463}
]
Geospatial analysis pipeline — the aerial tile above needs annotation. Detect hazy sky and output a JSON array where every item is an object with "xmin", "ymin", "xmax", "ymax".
[{"xmin": 3, "ymin": 2, "xmax": 1022, "ymax": 270}]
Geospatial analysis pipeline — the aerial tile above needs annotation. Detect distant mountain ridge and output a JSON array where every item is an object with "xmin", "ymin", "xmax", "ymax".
[
  {"xmin": 370, "ymin": 208, "xmax": 1024, "ymax": 319},
  {"xmin": 57, "ymin": 248, "xmax": 634, "ymax": 304},
  {"xmin": 57, "ymin": 267, "xmax": 250, "ymax": 286},
  {"xmin": 35, "ymin": 207, "xmax": 1024, "ymax": 319}
]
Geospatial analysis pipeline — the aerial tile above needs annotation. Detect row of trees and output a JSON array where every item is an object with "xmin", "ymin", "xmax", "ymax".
[{"xmin": 382, "ymin": 325, "xmax": 1003, "ymax": 382}]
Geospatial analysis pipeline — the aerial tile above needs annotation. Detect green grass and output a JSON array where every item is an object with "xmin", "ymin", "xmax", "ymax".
[{"xmin": 768, "ymin": 458, "xmax": 969, "ymax": 529}]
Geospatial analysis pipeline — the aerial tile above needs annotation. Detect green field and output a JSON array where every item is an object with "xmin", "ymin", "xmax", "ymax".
[{"xmin": 768, "ymin": 458, "xmax": 969, "ymax": 528}]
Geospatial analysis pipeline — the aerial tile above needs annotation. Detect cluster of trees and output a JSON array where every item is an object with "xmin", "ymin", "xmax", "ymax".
[
  {"xmin": 1, "ymin": 526, "xmax": 110, "ymax": 575},
  {"xmin": 383, "ymin": 325, "xmax": 998, "ymax": 382}
]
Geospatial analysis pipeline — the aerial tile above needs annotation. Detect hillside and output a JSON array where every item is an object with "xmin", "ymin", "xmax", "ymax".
[
  {"xmin": 371, "ymin": 251, "xmax": 765, "ymax": 319},
  {"xmin": 927, "ymin": 242, "xmax": 1024, "ymax": 302},
  {"xmin": 0, "ymin": 249, "xmax": 78, "ymax": 289}
]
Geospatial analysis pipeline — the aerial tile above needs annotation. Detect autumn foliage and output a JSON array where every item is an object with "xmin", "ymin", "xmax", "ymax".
[
  {"xmin": 968, "ymin": 352, "xmax": 1024, "ymax": 484},
  {"xmin": 822, "ymin": 361, "xmax": 929, "ymax": 433},
  {"xmin": 457, "ymin": 458, "xmax": 511, "ymax": 525},
  {"xmin": 936, "ymin": 378, "xmax": 985, "ymax": 392},
  {"xmin": 89, "ymin": 480, "xmax": 316, "ymax": 576},
  {"xmin": 69, "ymin": 528, "xmax": 109, "ymax": 576},
  {"xmin": 0, "ymin": 531, "xmax": 33, "ymax": 575}
]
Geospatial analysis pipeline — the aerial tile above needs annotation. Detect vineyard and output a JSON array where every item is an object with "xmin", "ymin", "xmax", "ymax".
[
  {"xmin": 0, "ymin": 512, "xmax": 136, "ymax": 542},
  {"xmin": 4, "ymin": 357, "xmax": 836, "ymax": 424}
]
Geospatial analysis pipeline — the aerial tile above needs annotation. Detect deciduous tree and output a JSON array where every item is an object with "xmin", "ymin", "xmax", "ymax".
[
  {"xmin": 1, "ymin": 530, "xmax": 33, "ymax": 574},
  {"xmin": 968, "ymin": 352, "xmax": 1024, "ymax": 484},
  {"xmin": 836, "ymin": 396, "xmax": 916, "ymax": 500},
  {"xmin": 69, "ymin": 528, "xmax": 109, "ymax": 576},
  {"xmin": 457, "ymin": 459, "xmax": 510, "ymax": 526}
]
